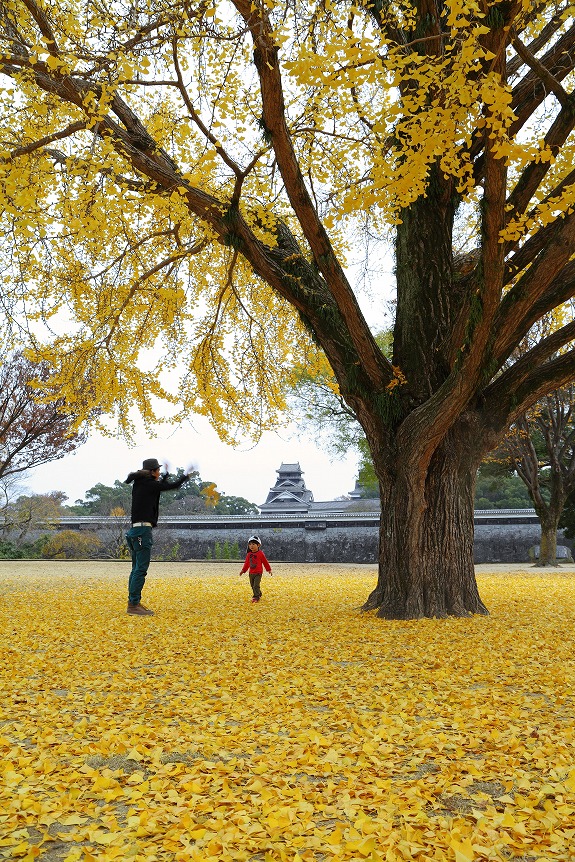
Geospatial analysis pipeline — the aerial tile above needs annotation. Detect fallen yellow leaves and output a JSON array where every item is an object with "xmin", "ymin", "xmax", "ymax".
[{"xmin": 1, "ymin": 562, "xmax": 574, "ymax": 861}]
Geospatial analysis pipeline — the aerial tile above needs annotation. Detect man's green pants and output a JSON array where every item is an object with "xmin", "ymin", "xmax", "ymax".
[{"xmin": 126, "ymin": 526, "xmax": 153, "ymax": 605}]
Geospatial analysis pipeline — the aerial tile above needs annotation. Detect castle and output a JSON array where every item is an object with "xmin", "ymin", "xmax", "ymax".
[{"xmin": 259, "ymin": 462, "xmax": 375, "ymax": 515}]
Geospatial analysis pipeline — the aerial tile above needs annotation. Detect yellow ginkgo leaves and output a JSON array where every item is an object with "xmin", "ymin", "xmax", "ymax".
[{"xmin": 1, "ymin": 561, "xmax": 575, "ymax": 861}]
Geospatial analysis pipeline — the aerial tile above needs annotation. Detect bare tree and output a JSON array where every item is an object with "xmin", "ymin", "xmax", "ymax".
[
  {"xmin": 495, "ymin": 389, "xmax": 575, "ymax": 566},
  {"xmin": 0, "ymin": 353, "xmax": 86, "ymax": 482}
]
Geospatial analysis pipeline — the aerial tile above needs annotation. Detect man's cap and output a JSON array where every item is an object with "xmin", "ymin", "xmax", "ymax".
[
  {"xmin": 142, "ymin": 458, "xmax": 162, "ymax": 471},
  {"xmin": 248, "ymin": 535, "xmax": 261, "ymax": 545}
]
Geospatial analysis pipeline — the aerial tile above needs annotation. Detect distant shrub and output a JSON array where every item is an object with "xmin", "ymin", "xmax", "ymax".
[
  {"xmin": 0, "ymin": 537, "xmax": 49, "ymax": 559},
  {"xmin": 166, "ymin": 541, "xmax": 180, "ymax": 561},
  {"xmin": 206, "ymin": 540, "xmax": 241, "ymax": 559},
  {"xmin": 41, "ymin": 530, "xmax": 103, "ymax": 560}
]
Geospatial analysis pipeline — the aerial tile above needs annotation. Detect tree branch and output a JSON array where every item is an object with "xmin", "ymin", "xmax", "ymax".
[
  {"xmin": 511, "ymin": 30, "xmax": 571, "ymax": 108},
  {"xmin": 509, "ymin": 25, "xmax": 575, "ymax": 137},
  {"xmin": 230, "ymin": 0, "xmax": 391, "ymax": 392},
  {"xmin": 171, "ymin": 37, "xmax": 243, "ymax": 179},
  {"xmin": 7, "ymin": 121, "xmax": 87, "ymax": 159},
  {"xmin": 504, "ymin": 102, "xmax": 575, "ymax": 233},
  {"xmin": 20, "ymin": 0, "xmax": 59, "ymax": 55},
  {"xmin": 484, "ymin": 316, "xmax": 575, "ymax": 413},
  {"xmin": 491, "ymin": 214, "xmax": 575, "ymax": 363},
  {"xmin": 511, "ymin": 351, "xmax": 575, "ymax": 423},
  {"xmin": 507, "ymin": 4, "xmax": 570, "ymax": 79},
  {"xmin": 505, "ymin": 167, "xmax": 575, "ymax": 279},
  {"xmin": 470, "ymin": 24, "xmax": 575, "ymax": 170},
  {"xmin": 101, "ymin": 244, "xmax": 203, "ymax": 348},
  {"xmin": 0, "ymin": 52, "xmax": 357, "ymax": 380}
]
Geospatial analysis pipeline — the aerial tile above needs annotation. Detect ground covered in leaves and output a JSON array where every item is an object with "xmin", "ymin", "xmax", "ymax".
[{"xmin": 1, "ymin": 562, "xmax": 574, "ymax": 862}]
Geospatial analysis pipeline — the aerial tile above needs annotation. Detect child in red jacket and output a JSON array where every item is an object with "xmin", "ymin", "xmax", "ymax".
[{"xmin": 240, "ymin": 535, "xmax": 272, "ymax": 603}]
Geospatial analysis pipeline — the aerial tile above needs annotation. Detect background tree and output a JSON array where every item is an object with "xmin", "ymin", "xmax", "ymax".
[
  {"xmin": 67, "ymin": 480, "xmax": 132, "ymax": 515},
  {"xmin": 69, "ymin": 470, "xmax": 259, "ymax": 515},
  {"xmin": 98, "ymin": 505, "xmax": 131, "ymax": 559},
  {"xmin": 0, "ymin": 535, "xmax": 45, "ymax": 559},
  {"xmin": 487, "ymin": 387, "xmax": 575, "ymax": 565},
  {"xmin": 0, "ymin": 489, "xmax": 64, "ymax": 556},
  {"xmin": 0, "ymin": 352, "xmax": 86, "ymax": 482},
  {"xmin": 41, "ymin": 529, "xmax": 103, "ymax": 560},
  {"xmin": 474, "ymin": 466, "xmax": 532, "ymax": 510},
  {"xmin": 1, "ymin": 1, "xmax": 575, "ymax": 617},
  {"xmin": 0, "ymin": 490, "xmax": 66, "ymax": 544},
  {"xmin": 213, "ymin": 496, "xmax": 259, "ymax": 516}
]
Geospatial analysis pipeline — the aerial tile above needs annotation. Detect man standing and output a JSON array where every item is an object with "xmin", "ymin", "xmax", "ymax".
[{"xmin": 125, "ymin": 458, "xmax": 192, "ymax": 616}]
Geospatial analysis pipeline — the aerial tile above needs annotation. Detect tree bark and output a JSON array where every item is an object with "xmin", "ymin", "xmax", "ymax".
[
  {"xmin": 535, "ymin": 508, "xmax": 562, "ymax": 567},
  {"xmin": 537, "ymin": 519, "xmax": 558, "ymax": 566},
  {"xmin": 364, "ymin": 417, "xmax": 489, "ymax": 618}
]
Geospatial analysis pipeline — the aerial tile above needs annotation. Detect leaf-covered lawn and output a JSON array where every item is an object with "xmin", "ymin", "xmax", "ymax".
[{"xmin": 1, "ymin": 562, "xmax": 574, "ymax": 862}]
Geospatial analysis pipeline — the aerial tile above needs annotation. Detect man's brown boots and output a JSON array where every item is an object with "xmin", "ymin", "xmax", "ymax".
[{"xmin": 127, "ymin": 603, "xmax": 154, "ymax": 616}]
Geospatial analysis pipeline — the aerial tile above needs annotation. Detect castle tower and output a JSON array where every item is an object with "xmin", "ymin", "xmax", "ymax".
[{"xmin": 259, "ymin": 462, "xmax": 314, "ymax": 513}]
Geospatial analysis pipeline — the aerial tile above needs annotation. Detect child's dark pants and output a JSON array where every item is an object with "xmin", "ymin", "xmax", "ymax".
[{"xmin": 249, "ymin": 573, "xmax": 262, "ymax": 599}]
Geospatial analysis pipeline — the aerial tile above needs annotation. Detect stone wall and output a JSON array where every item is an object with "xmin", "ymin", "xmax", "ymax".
[
  {"xmin": 473, "ymin": 522, "xmax": 543, "ymax": 564},
  {"xmin": 157, "ymin": 520, "xmax": 380, "ymax": 564},
  {"xmin": 38, "ymin": 511, "xmax": 571, "ymax": 564}
]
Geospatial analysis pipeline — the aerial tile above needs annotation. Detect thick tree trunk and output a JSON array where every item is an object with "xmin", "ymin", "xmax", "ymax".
[
  {"xmin": 364, "ymin": 422, "xmax": 489, "ymax": 619},
  {"xmin": 357, "ymin": 154, "xmax": 499, "ymax": 620}
]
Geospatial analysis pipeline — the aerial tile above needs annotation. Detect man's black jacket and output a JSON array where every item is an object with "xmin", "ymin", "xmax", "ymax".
[{"xmin": 126, "ymin": 470, "xmax": 188, "ymax": 527}]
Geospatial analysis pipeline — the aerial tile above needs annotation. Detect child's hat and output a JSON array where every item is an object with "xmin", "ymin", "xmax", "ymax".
[{"xmin": 248, "ymin": 535, "xmax": 261, "ymax": 545}]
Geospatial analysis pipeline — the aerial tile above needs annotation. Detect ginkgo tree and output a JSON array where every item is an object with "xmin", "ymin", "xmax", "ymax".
[{"xmin": 1, "ymin": 0, "xmax": 575, "ymax": 618}]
